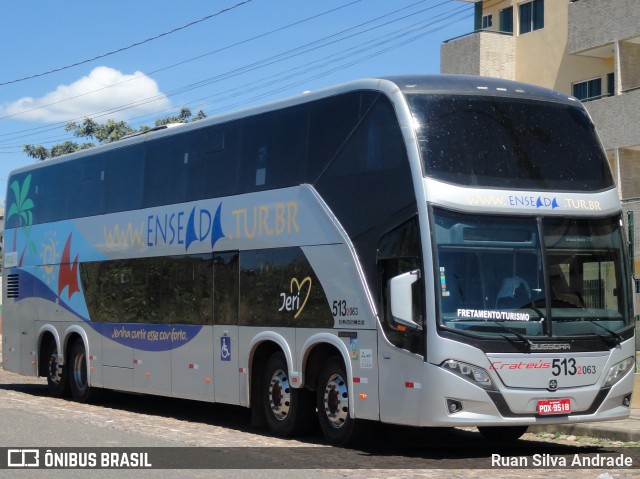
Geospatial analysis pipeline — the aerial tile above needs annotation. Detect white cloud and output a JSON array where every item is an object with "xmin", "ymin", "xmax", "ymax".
[{"xmin": 0, "ymin": 66, "xmax": 172, "ymax": 122}]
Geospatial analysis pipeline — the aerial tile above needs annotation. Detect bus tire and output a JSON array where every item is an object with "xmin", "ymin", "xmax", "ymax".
[
  {"xmin": 43, "ymin": 339, "xmax": 69, "ymax": 398},
  {"xmin": 478, "ymin": 425, "xmax": 528, "ymax": 442},
  {"xmin": 262, "ymin": 351, "xmax": 314, "ymax": 437},
  {"xmin": 68, "ymin": 339, "xmax": 100, "ymax": 403},
  {"xmin": 316, "ymin": 356, "xmax": 365, "ymax": 446}
]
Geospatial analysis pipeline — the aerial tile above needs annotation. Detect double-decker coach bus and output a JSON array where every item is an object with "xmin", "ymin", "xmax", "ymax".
[{"xmin": 3, "ymin": 75, "xmax": 635, "ymax": 445}]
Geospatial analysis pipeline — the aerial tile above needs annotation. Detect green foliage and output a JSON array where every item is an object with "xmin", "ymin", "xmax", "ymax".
[
  {"xmin": 23, "ymin": 107, "xmax": 207, "ymax": 160},
  {"xmin": 22, "ymin": 144, "xmax": 51, "ymax": 161},
  {"xmin": 51, "ymin": 140, "xmax": 95, "ymax": 158},
  {"xmin": 154, "ymin": 107, "xmax": 207, "ymax": 127},
  {"xmin": 65, "ymin": 118, "xmax": 135, "ymax": 144}
]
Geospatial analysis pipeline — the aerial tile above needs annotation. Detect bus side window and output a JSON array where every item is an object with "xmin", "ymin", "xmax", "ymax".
[
  {"xmin": 81, "ymin": 256, "xmax": 214, "ymax": 325},
  {"xmin": 377, "ymin": 218, "xmax": 425, "ymax": 356},
  {"xmin": 104, "ymin": 145, "xmax": 144, "ymax": 214},
  {"xmin": 311, "ymin": 92, "xmax": 415, "ymax": 301},
  {"xmin": 214, "ymin": 252, "xmax": 239, "ymax": 325},
  {"xmin": 144, "ymin": 135, "xmax": 189, "ymax": 208},
  {"xmin": 240, "ymin": 107, "xmax": 307, "ymax": 193},
  {"xmin": 187, "ymin": 125, "xmax": 241, "ymax": 200}
]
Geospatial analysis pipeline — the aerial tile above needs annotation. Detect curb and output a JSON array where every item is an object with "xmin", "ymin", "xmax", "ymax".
[{"xmin": 530, "ymin": 421, "xmax": 640, "ymax": 443}]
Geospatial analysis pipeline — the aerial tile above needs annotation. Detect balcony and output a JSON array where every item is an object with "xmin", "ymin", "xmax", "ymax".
[
  {"xmin": 441, "ymin": 30, "xmax": 515, "ymax": 80},
  {"xmin": 585, "ymin": 87, "xmax": 640, "ymax": 151},
  {"xmin": 568, "ymin": 0, "xmax": 640, "ymax": 56}
]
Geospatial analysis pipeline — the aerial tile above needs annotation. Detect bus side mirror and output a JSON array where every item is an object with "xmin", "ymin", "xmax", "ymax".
[{"xmin": 389, "ymin": 269, "xmax": 423, "ymax": 331}]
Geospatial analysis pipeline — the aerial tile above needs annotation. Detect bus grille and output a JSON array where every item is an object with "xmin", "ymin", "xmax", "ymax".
[{"xmin": 6, "ymin": 274, "xmax": 19, "ymax": 299}]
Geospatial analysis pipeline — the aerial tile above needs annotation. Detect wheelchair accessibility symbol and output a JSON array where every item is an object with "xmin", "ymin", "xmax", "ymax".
[{"xmin": 220, "ymin": 336, "xmax": 231, "ymax": 361}]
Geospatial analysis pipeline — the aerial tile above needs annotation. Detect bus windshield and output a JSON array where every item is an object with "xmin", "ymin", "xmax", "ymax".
[
  {"xmin": 434, "ymin": 208, "xmax": 631, "ymax": 339},
  {"xmin": 407, "ymin": 94, "xmax": 614, "ymax": 191}
]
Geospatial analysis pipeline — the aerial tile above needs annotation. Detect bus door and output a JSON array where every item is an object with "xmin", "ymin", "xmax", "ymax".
[
  {"xmin": 376, "ymin": 218, "xmax": 427, "ymax": 425},
  {"xmin": 212, "ymin": 252, "xmax": 240, "ymax": 405}
]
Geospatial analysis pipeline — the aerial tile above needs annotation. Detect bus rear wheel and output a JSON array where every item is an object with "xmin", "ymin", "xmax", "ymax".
[
  {"xmin": 69, "ymin": 339, "xmax": 100, "ymax": 403},
  {"xmin": 43, "ymin": 339, "xmax": 69, "ymax": 398},
  {"xmin": 316, "ymin": 356, "xmax": 366, "ymax": 446},
  {"xmin": 262, "ymin": 352, "xmax": 313, "ymax": 436}
]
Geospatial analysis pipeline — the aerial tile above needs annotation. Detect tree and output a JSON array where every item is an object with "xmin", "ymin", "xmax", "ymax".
[
  {"xmin": 23, "ymin": 108, "xmax": 207, "ymax": 160},
  {"xmin": 154, "ymin": 107, "xmax": 206, "ymax": 127},
  {"xmin": 22, "ymin": 144, "xmax": 52, "ymax": 161},
  {"xmin": 65, "ymin": 118, "xmax": 135, "ymax": 144}
]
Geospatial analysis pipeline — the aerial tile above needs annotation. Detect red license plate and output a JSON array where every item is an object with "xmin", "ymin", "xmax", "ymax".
[{"xmin": 537, "ymin": 398, "xmax": 571, "ymax": 415}]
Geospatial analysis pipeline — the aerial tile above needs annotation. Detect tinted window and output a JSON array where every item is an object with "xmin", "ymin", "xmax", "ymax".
[
  {"xmin": 239, "ymin": 248, "xmax": 333, "ymax": 328},
  {"xmin": 307, "ymin": 92, "xmax": 375, "ymax": 181},
  {"xmin": 377, "ymin": 217, "xmax": 424, "ymax": 355},
  {"xmin": 104, "ymin": 145, "xmax": 145, "ymax": 213},
  {"xmin": 240, "ymin": 108, "xmax": 307, "ymax": 192},
  {"xmin": 188, "ymin": 124, "xmax": 241, "ymax": 199},
  {"xmin": 10, "ymin": 90, "xmax": 412, "ymax": 229},
  {"xmin": 144, "ymin": 134, "xmax": 189, "ymax": 208},
  {"xmin": 23, "ymin": 156, "xmax": 104, "ymax": 225},
  {"xmin": 81, "ymin": 255, "xmax": 213, "ymax": 325},
  {"xmin": 409, "ymin": 94, "xmax": 614, "ymax": 191},
  {"xmin": 32, "ymin": 163, "xmax": 76, "ymax": 224},
  {"xmin": 313, "ymin": 93, "xmax": 415, "ymax": 294},
  {"xmin": 214, "ymin": 252, "xmax": 239, "ymax": 325},
  {"xmin": 433, "ymin": 208, "xmax": 631, "ymax": 339}
]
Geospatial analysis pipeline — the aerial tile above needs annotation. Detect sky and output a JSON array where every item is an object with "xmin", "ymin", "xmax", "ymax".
[{"xmin": 0, "ymin": 0, "xmax": 474, "ymax": 205}]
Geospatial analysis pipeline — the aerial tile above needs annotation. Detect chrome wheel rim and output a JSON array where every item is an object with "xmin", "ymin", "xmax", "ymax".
[
  {"xmin": 73, "ymin": 350, "xmax": 88, "ymax": 392},
  {"xmin": 48, "ymin": 353, "xmax": 62, "ymax": 384},
  {"xmin": 323, "ymin": 373, "xmax": 348, "ymax": 429},
  {"xmin": 268, "ymin": 369, "xmax": 291, "ymax": 421}
]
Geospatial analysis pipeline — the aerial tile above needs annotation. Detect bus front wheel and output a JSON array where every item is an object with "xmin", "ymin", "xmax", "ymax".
[
  {"xmin": 69, "ymin": 339, "xmax": 100, "ymax": 403},
  {"xmin": 262, "ymin": 352, "xmax": 313, "ymax": 436},
  {"xmin": 316, "ymin": 356, "xmax": 366, "ymax": 446}
]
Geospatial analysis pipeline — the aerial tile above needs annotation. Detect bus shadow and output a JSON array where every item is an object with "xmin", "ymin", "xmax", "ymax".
[{"xmin": 0, "ymin": 378, "xmax": 624, "ymax": 464}]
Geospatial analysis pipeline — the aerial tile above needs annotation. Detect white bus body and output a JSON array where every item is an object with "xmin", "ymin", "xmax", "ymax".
[{"xmin": 3, "ymin": 75, "xmax": 635, "ymax": 445}]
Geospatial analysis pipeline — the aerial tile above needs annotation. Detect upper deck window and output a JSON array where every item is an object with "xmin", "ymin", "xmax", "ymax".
[{"xmin": 407, "ymin": 94, "xmax": 614, "ymax": 192}]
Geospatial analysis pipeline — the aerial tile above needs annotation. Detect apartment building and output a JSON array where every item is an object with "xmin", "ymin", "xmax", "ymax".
[{"xmin": 441, "ymin": 0, "xmax": 640, "ymax": 312}]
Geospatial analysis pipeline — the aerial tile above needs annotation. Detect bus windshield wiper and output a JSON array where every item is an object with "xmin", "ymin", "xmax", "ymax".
[
  {"xmin": 585, "ymin": 320, "xmax": 623, "ymax": 346},
  {"xmin": 494, "ymin": 321, "xmax": 532, "ymax": 351}
]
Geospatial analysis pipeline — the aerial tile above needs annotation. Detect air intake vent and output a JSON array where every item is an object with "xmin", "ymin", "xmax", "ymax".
[{"xmin": 6, "ymin": 274, "xmax": 19, "ymax": 299}]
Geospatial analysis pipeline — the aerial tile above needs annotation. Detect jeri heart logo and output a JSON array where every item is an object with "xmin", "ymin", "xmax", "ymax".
[{"xmin": 278, "ymin": 276, "xmax": 312, "ymax": 319}]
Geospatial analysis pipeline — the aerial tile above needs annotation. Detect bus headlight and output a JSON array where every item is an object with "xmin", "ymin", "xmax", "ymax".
[
  {"xmin": 441, "ymin": 359, "xmax": 496, "ymax": 391},
  {"xmin": 603, "ymin": 357, "xmax": 635, "ymax": 388}
]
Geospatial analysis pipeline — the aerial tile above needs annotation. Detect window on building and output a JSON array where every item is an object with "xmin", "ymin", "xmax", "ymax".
[
  {"xmin": 499, "ymin": 7, "xmax": 513, "ymax": 33},
  {"xmin": 474, "ymin": 1, "xmax": 482, "ymax": 31},
  {"xmin": 519, "ymin": 0, "xmax": 544, "ymax": 34},
  {"xmin": 607, "ymin": 72, "xmax": 615, "ymax": 96},
  {"xmin": 482, "ymin": 14, "xmax": 492, "ymax": 29},
  {"xmin": 572, "ymin": 78, "xmax": 602, "ymax": 101}
]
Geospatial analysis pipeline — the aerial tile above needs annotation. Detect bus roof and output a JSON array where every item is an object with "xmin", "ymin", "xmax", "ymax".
[
  {"xmin": 381, "ymin": 74, "xmax": 575, "ymax": 104},
  {"xmin": 8, "ymin": 74, "xmax": 577, "ymax": 177}
]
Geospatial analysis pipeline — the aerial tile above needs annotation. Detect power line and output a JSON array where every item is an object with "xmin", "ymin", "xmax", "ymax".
[
  {"xmin": 0, "ymin": 0, "xmax": 254, "ymax": 87},
  {"xmin": 163, "ymin": 2, "xmax": 472, "ymax": 116},
  {"xmin": 204, "ymin": 10, "xmax": 473, "ymax": 114},
  {"xmin": 1, "ymin": 1, "xmax": 470, "ymax": 150},
  {"xmin": 0, "ymin": 0, "xmax": 448, "ymax": 137},
  {"xmin": 0, "ymin": 0, "xmax": 364, "ymax": 123}
]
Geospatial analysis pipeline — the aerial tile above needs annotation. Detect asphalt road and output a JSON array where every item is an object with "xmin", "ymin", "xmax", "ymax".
[{"xmin": 0, "ymin": 367, "xmax": 637, "ymax": 479}]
